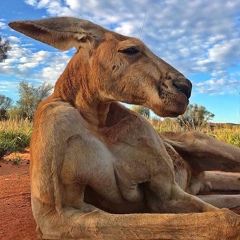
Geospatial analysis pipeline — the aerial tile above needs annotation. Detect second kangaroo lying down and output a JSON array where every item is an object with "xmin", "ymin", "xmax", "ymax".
[
  {"xmin": 9, "ymin": 17, "xmax": 240, "ymax": 239},
  {"xmin": 161, "ymin": 131, "xmax": 240, "ymax": 209}
]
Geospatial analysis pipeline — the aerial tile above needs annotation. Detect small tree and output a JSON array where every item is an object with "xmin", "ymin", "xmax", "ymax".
[
  {"xmin": 0, "ymin": 36, "xmax": 11, "ymax": 62},
  {"xmin": 131, "ymin": 105, "xmax": 150, "ymax": 118},
  {"xmin": 0, "ymin": 94, "xmax": 13, "ymax": 120},
  {"xmin": 177, "ymin": 103, "xmax": 214, "ymax": 129},
  {"xmin": 17, "ymin": 81, "xmax": 53, "ymax": 120}
]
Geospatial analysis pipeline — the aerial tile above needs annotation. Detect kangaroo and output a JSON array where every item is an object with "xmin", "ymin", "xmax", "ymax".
[{"xmin": 9, "ymin": 17, "xmax": 240, "ymax": 239}]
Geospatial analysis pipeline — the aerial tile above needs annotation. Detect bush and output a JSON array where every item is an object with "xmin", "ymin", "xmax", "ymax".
[
  {"xmin": 0, "ymin": 119, "xmax": 33, "ymax": 158},
  {"xmin": 0, "ymin": 131, "xmax": 31, "ymax": 158}
]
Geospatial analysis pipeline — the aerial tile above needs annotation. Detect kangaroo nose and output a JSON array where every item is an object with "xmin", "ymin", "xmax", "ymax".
[
  {"xmin": 172, "ymin": 77, "xmax": 192, "ymax": 99},
  {"xmin": 161, "ymin": 72, "xmax": 192, "ymax": 100}
]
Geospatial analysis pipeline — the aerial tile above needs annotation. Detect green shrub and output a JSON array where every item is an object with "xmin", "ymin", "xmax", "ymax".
[
  {"xmin": 12, "ymin": 155, "xmax": 22, "ymax": 165},
  {"xmin": 0, "ymin": 119, "xmax": 33, "ymax": 158},
  {"xmin": 0, "ymin": 130, "xmax": 31, "ymax": 158}
]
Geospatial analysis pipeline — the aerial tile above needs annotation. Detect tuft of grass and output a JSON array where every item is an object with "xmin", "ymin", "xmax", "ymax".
[
  {"xmin": 12, "ymin": 155, "xmax": 22, "ymax": 165},
  {"xmin": 210, "ymin": 124, "xmax": 240, "ymax": 147},
  {"xmin": 0, "ymin": 119, "xmax": 33, "ymax": 158}
]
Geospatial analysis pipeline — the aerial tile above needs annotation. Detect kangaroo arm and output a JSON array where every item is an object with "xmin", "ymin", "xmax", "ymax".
[
  {"xmin": 160, "ymin": 132, "xmax": 240, "ymax": 172},
  {"xmin": 198, "ymin": 195, "xmax": 240, "ymax": 209},
  {"xmin": 40, "ymin": 209, "xmax": 239, "ymax": 240},
  {"xmin": 204, "ymin": 171, "xmax": 240, "ymax": 191}
]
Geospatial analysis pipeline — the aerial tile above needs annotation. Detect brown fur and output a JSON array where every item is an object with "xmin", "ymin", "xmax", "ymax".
[{"xmin": 9, "ymin": 17, "xmax": 240, "ymax": 239}]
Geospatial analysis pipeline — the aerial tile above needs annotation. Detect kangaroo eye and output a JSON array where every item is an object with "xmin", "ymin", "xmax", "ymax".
[{"xmin": 118, "ymin": 47, "xmax": 139, "ymax": 55}]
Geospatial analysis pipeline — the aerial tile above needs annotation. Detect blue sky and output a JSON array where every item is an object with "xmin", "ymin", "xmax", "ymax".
[{"xmin": 0, "ymin": 0, "xmax": 240, "ymax": 123}]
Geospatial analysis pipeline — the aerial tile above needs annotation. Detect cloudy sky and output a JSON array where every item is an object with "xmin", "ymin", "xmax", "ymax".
[{"xmin": 0, "ymin": 0, "xmax": 240, "ymax": 123}]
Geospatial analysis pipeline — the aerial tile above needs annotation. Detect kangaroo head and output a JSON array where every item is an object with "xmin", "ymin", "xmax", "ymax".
[{"xmin": 9, "ymin": 17, "xmax": 191, "ymax": 117}]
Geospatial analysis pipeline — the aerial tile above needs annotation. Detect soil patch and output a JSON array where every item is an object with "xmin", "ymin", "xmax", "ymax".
[{"xmin": 0, "ymin": 149, "xmax": 37, "ymax": 240}]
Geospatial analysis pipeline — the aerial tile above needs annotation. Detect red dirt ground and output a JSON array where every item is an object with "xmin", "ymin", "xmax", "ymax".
[
  {"xmin": 0, "ymin": 148, "xmax": 37, "ymax": 240},
  {"xmin": 0, "ymin": 149, "xmax": 239, "ymax": 240}
]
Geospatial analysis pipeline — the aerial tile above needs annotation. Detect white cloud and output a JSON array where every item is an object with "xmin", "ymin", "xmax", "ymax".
[
  {"xmin": 37, "ymin": 52, "xmax": 71, "ymax": 84},
  {"xmin": 209, "ymin": 39, "xmax": 240, "ymax": 64},
  {"xmin": 7, "ymin": 36, "xmax": 20, "ymax": 43},
  {"xmin": 0, "ymin": 36, "xmax": 70, "ymax": 84},
  {"xmin": 37, "ymin": 0, "xmax": 52, "ymax": 8},
  {"xmin": 0, "ymin": 81, "xmax": 19, "ymax": 93},
  {"xmin": 211, "ymin": 70, "xmax": 227, "ymax": 78},
  {"xmin": 114, "ymin": 22, "xmax": 137, "ymax": 36},
  {"xmin": 0, "ymin": 20, "xmax": 7, "ymax": 29},
  {"xmin": 194, "ymin": 71, "xmax": 240, "ymax": 95},
  {"xmin": 24, "ymin": 0, "xmax": 37, "ymax": 6}
]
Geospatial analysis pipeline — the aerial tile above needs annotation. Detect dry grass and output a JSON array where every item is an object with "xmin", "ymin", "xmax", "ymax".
[
  {"xmin": 0, "ymin": 119, "xmax": 33, "ymax": 133},
  {"xmin": 210, "ymin": 124, "xmax": 240, "ymax": 147}
]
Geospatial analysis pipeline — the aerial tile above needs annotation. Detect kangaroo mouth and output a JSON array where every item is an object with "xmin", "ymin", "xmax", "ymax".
[
  {"xmin": 159, "ymin": 80, "xmax": 192, "ymax": 100},
  {"xmin": 154, "ymin": 80, "xmax": 192, "ymax": 117}
]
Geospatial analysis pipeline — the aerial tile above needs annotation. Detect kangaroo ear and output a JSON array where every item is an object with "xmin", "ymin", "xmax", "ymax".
[{"xmin": 9, "ymin": 17, "xmax": 105, "ymax": 51}]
